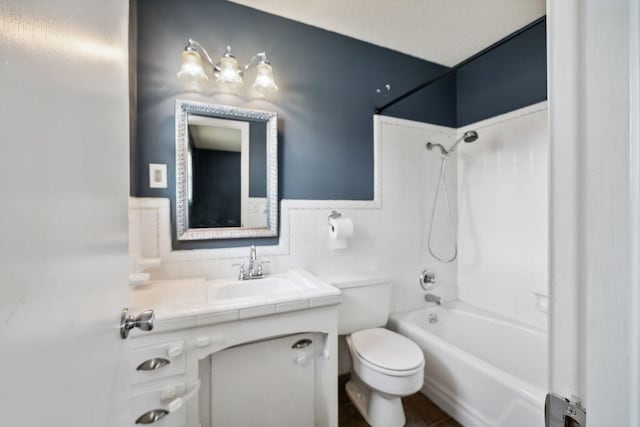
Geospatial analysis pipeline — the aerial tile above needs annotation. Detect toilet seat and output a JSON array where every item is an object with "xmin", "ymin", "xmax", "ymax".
[{"xmin": 350, "ymin": 328, "xmax": 424, "ymax": 376}]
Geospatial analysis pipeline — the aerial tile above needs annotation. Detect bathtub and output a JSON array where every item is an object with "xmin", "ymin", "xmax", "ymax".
[{"xmin": 389, "ymin": 302, "xmax": 547, "ymax": 427}]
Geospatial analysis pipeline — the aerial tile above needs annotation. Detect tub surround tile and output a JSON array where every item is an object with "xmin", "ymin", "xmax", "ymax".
[{"xmin": 457, "ymin": 102, "xmax": 548, "ymax": 330}]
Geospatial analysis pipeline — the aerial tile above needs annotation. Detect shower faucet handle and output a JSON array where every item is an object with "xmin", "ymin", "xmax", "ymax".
[{"xmin": 419, "ymin": 269, "xmax": 437, "ymax": 290}]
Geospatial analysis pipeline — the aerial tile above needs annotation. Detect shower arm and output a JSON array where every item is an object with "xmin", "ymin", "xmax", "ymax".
[
  {"xmin": 426, "ymin": 134, "xmax": 463, "ymax": 157},
  {"xmin": 425, "ymin": 142, "xmax": 449, "ymax": 156}
]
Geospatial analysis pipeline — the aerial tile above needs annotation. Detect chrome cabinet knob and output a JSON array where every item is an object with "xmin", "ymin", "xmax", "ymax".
[{"xmin": 120, "ymin": 308, "xmax": 154, "ymax": 339}]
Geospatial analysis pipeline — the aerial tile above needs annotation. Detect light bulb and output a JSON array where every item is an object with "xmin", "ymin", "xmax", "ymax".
[
  {"xmin": 177, "ymin": 50, "xmax": 208, "ymax": 90},
  {"xmin": 252, "ymin": 61, "xmax": 278, "ymax": 98},
  {"xmin": 215, "ymin": 50, "xmax": 243, "ymax": 92}
]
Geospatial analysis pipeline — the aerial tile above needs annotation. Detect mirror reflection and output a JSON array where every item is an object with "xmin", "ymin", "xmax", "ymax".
[{"xmin": 176, "ymin": 100, "xmax": 278, "ymax": 240}]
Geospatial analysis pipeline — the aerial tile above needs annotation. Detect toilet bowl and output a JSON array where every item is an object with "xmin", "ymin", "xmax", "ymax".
[
  {"xmin": 345, "ymin": 328, "xmax": 424, "ymax": 427},
  {"xmin": 326, "ymin": 274, "xmax": 425, "ymax": 427}
]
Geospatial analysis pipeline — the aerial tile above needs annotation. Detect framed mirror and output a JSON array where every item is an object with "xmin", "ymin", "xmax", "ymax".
[{"xmin": 175, "ymin": 100, "xmax": 278, "ymax": 240}]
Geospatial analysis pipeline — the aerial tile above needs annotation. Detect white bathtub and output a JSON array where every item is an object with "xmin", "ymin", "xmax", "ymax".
[{"xmin": 389, "ymin": 302, "xmax": 547, "ymax": 427}]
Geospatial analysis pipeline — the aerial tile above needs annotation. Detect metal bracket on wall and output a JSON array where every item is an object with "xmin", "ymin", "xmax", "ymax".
[{"xmin": 545, "ymin": 393, "xmax": 586, "ymax": 427}]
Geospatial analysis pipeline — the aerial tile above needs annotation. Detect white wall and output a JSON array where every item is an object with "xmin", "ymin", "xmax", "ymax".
[
  {"xmin": 457, "ymin": 102, "xmax": 549, "ymax": 330},
  {"xmin": 130, "ymin": 115, "xmax": 458, "ymax": 313}
]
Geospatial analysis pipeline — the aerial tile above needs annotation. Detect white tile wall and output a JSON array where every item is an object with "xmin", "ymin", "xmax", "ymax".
[
  {"xmin": 129, "ymin": 115, "xmax": 458, "ymax": 313},
  {"xmin": 457, "ymin": 102, "xmax": 549, "ymax": 329},
  {"xmin": 130, "ymin": 104, "xmax": 549, "ymax": 330}
]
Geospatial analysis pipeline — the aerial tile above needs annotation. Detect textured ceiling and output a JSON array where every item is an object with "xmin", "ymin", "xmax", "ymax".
[{"xmin": 228, "ymin": 0, "xmax": 545, "ymax": 67}]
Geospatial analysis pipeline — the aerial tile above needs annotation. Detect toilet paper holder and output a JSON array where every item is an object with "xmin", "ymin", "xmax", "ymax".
[{"xmin": 328, "ymin": 210, "xmax": 342, "ymax": 231}]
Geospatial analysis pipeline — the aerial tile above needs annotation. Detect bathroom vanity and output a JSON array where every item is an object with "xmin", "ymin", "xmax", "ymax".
[{"xmin": 126, "ymin": 269, "xmax": 340, "ymax": 427}]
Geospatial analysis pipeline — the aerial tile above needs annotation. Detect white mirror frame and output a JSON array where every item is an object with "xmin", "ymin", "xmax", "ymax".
[{"xmin": 175, "ymin": 100, "xmax": 278, "ymax": 240}]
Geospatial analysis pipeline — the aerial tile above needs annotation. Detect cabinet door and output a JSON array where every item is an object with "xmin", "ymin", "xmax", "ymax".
[{"xmin": 209, "ymin": 333, "xmax": 319, "ymax": 427}]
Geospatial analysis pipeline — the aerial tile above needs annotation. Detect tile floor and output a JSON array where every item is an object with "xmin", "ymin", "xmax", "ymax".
[{"xmin": 338, "ymin": 375, "xmax": 462, "ymax": 427}]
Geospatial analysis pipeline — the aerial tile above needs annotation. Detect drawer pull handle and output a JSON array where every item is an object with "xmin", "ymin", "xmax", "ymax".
[
  {"xmin": 135, "ymin": 409, "xmax": 169, "ymax": 424},
  {"xmin": 136, "ymin": 358, "xmax": 170, "ymax": 371},
  {"xmin": 292, "ymin": 338, "xmax": 312, "ymax": 349},
  {"xmin": 134, "ymin": 380, "xmax": 201, "ymax": 425}
]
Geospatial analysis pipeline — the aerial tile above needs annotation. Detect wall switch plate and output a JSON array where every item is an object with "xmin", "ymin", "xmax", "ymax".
[{"xmin": 149, "ymin": 164, "xmax": 167, "ymax": 189}]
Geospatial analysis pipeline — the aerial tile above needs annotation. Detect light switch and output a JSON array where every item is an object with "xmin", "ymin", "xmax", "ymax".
[{"xmin": 149, "ymin": 163, "xmax": 167, "ymax": 188}]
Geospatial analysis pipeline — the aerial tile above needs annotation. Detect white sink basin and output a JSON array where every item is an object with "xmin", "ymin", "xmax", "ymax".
[
  {"xmin": 206, "ymin": 269, "xmax": 340, "ymax": 310},
  {"xmin": 210, "ymin": 276, "xmax": 305, "ymax": 300}
]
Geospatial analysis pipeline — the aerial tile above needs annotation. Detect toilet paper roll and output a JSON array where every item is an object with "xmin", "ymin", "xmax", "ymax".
[{"xmin": 328, "ymin": 217, "xmax": 354, "ymax": 240}]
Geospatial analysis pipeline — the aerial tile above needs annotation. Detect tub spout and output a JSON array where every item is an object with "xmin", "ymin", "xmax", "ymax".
[{"xmin": 425, "ymin": 293, "xmax": 442, "ymax": 305}]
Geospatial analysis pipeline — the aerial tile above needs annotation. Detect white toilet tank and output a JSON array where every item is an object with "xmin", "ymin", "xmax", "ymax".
[{"xmin": 325, "ymin": 274, "xmax": 392, "ymax": 335}]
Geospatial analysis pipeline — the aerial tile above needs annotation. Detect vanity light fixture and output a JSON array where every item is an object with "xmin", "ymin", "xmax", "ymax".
[{"xmin": 177, "ymin": 38, "xmax": 278, "ymax": 97}]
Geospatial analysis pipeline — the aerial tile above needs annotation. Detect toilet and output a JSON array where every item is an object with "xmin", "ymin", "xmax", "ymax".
[{"xmin": 329, "ymin": 274, "xmax": 425, "ymax": 427}]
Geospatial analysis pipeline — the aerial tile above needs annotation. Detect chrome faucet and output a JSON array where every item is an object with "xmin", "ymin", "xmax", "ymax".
[
  {"xmin": 424, "ymin": 293, "xmax": 442, "ymax": 305},
  {"xmin": 234, "ymin": 245, "xmax": 269, "ymax": 280}
]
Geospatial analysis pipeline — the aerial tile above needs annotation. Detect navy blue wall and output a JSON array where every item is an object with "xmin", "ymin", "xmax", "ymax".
[
  {"xmin": 383, "ymin": 18, "xmax": 547, "ymax": 127},
  {"xmin": 133, "ymin": 0, "xmax": 453, "ymax": 200},
  {"xmin": 132, "ymin": 1, "xmax": 546, "ymax": 249},
  {"xmin": 384, "ymin": 73, "xmax": 458, "ymax": 125},
  {"xmin": 456, "ymin": 19, "xmax": 547, "ymax": 126},
  {"xmin": 133, "ymin": 0, "xmax": 453, "ymax": 248}
]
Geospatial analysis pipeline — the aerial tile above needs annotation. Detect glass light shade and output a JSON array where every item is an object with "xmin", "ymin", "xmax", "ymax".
[
  {"xmin": 215, "ymin": 55, "xmax": 244, "ymax": 90},
  {"xmin": 252, "ymin": 62, "xmax": 278, "ymax": 97},
  {"xmin": 177, "ymin": 50, "xmax": 209, "ymax": 83}
]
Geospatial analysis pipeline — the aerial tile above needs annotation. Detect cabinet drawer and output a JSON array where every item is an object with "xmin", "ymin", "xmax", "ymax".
[
  {"xmin": 130, "ymin": 340, "xmax": 186, "ymax": 385},
  {"xmin": 130, "ymin": 381, "xmax": 186, "ymax": 427}
]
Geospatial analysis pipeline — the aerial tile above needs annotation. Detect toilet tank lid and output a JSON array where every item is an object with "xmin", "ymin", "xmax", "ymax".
[{"xmin": 321, "ymin": 273, "xmax": 392, "ymax": 290}]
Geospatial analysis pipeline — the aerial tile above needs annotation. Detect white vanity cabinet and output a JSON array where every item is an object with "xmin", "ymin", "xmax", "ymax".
[{"xmin": 127, "ymin": 272, "xmax": 340, "ymax": 427}]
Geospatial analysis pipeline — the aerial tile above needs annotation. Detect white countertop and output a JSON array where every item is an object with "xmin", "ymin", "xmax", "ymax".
[{"xmin": 129, "ymin": 269, "xmax": 341, "ymax": 334}]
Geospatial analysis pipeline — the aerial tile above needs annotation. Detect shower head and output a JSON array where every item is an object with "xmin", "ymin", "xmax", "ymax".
[
  {"xmin": 426, "ymin": 129, "xmax": 479, "ymax": 156},
  {"xmin": 425, "ymin": 141, "xmax": 448, "ymax": 156},
  {"xmin": 446, "ymin": 129, "xmax": 479, "ymax": 155}
]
